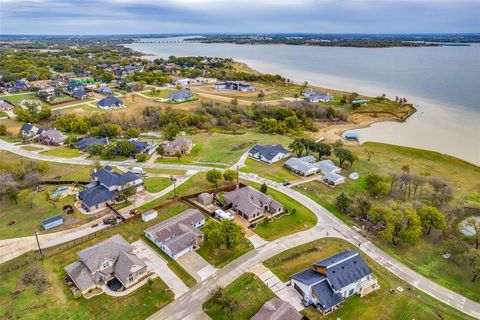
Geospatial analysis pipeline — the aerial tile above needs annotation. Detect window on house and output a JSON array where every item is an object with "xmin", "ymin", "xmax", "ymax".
[
  {"xmin": 349, "ymin": 288, "xmax": 354, "ymax": 296},
  {"xmin": 129, "ymin": 274, "xmax": 134, "ymax": 282}
]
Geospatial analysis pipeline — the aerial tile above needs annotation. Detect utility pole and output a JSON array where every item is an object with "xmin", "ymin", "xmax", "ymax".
[
  {"xmin": 236, "ymin": 165, "xmax": 239, "ymax": 187},
  {"xmin": 35, "ymin": 230, "xmax": 43, "ymax": 259},
  {"xmin": 170, "ymin": 176, "xmax": 177, "ymax": 199}
]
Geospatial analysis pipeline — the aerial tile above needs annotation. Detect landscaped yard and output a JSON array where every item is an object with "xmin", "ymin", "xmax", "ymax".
[
  {"xmin": 144, "ymin": 177, "xmax": 172, "ymax": 193},
  {"xmin": 202, "ymin": 273, "xmax": 275, "ymax": 320},
  {"xmin": 197, "ymin": 236, "xmax": 253, "ymax": 268},
  {"xmin": 241, "ymin": 157, "xmax": 298, "ymax": 183},
  {"xmin": 264, "ymin": 238, "xmax": 474, "ymax": 320},
  {"xmin": 40, "ymin": 146, "xmax": 84, "ymax": 158}
]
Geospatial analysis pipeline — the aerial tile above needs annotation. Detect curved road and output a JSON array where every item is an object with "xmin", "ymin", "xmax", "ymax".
[{"xmin": 0, "ymin": 140, "xmax": 479, "ymax": 319}]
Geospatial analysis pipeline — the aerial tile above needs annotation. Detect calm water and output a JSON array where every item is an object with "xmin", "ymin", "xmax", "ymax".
[{"xmin": 126, "ymin": 38, "xmax": 480, "ymax": 164}]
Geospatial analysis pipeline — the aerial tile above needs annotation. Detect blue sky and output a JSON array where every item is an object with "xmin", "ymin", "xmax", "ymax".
[{"xmin": 1, "ymin": 0, "xmax": 479, "ymax": 35}]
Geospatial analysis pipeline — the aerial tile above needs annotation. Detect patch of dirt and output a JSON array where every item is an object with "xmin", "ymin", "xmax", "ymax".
[{"xmin": 17, "ymin": 267, "xmax": 51, "ymax": 295}]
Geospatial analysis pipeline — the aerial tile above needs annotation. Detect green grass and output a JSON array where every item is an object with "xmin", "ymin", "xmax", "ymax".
[
  {"xmin": 144, "ymin": 168, "xmax": 187, "ymax": 175},
  {"xmin": 20, "ymin": 145, "xmax": 45, "ymax": 151},
  {"xmin": 0, "ymin": 111, "xmax": 7, "ymax": 117},
  {"xmin": 247, "ymin": 182, "xmax": 317, "ymax": 241},
  {"xmin": 264, "ymin": 238, "xmax": 474, "ymax": 320},
  {"xmin": 144, "ymin": 177, "xmax": 172, "ymax": 193},
  {"xmin": 241, "ymin": 158, "xmax": 298, "ymax": 183},
  {"xmin": 142, "ymin": 89, "xmax": 175, "ymax": 98},
  {"xmin": 197, "ymin": 236, "xmax": 253, "ymax": 268},
  {"xmin": 202, "ymin": 273, "xmax": 275, "ymax": 320},
  {"xmin": 40, "ymin": 146, "xmax": 83, "ymax": 158},
  {"xmin": 3, "ymin": 93, "xmax": 39, "ymax": 107},
  {"xmin": 142, "ymin": 236, "xmax": 197, "ymax": 288}
]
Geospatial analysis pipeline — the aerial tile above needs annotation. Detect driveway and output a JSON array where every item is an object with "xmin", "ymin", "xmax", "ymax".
[
  {"xmin": 176, "ymin": 251, "xmax": 217, "ymax": 282},
  {"xmin": 132, "ymin": 240, "xmax": 189, "ymax": 299}
]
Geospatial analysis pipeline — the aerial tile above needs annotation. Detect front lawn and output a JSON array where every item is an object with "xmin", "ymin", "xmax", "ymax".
[
  {"xmin": 241, "ymin": 158, "xmax": 298, "ymax": 183},
  {"xmin": 197, "ymin": 237, "xmax": 253, "ymax": 268},
  {"xmin": 144, "ymin": 168, "xmax": 187, "ymax": 175},
  {"xmin": 144, "ymin": 177, "xmax": 172, "ymax": 193},
  {"xmin": 202, "ymin": 273, "xmax": 275, "ymax": 320},
  {"xmin": 264, "ymin": 238, "xmax": 473, "ymax": 320},
  {"xmin": 40, "ymin": 146, "xmax": 83, "ymax": 158}
]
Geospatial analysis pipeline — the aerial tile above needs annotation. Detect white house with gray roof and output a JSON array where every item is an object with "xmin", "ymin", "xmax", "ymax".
[
  {"xmin": 64, "ymin": 234, "xmax": 147, "ymax": 294},
  {"xmin": 168, "ymin": 88, "xmax": 193, "ymax": 102},
  {"xmin": 290, "ymin": 251, "xmax": 378, "ymax": 314},
  {"xmin": 224, "ymin": 186, "xmax": 283, "ymax": 223},
  {"xmin": 248, "ymin": 144, "xmax": 290, "ymax": 164},
  {"xmin": 145, "ymin": 209, "xmax": 205, "ymax": 260}
]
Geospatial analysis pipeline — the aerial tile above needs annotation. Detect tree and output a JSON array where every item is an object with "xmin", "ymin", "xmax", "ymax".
[
  {"xmin": 174, "ymin": 150, "xmax": 182, "ymax": 159},
  {"xmin": 135, "ymin": 153, "xmax": 148, "ymax": 162},
  {"xmin": 365, "ymin": 173, "xmax": 388, "ymax": 198},
  {"xmin": 417, "ymin": 205, "xmax": 446, "ymax": 235},
  {"xmin": 0, "ymin": 173, "xmax": 17, "ymax": 199},
  {"xmin": 206, "ymin": 169, "xmax": 222, "ymax": 188},
  {"xmin": 335, "ymin": 192, "xmax": 350, "ymax": 214},
  {"xmin": 467, "ymin": 249, "xmax": 480, "ymax": 282},
  {"xmin": 156, "ymin": 145, "xmax": 165, "ymax": 157},
  {"xmin": 163, "ymin": 123, "xmax": 180, "ymax": 140},
  {"xmin": 353, "ymin": 193, "xmax": 371, "ymax": 218},
  {"xmin": 0, "ymin": 125, "xmax": 7, "ymax": 136},
  {"xmin": 125, "ymin": 128, "xmax": 140, "ymax": 138},
  {"xmin": 116, "ymin": 140, "xmax": 136, "ymax": 157},
  {"xmin": 45, "ymin": 191, "xmax": 58, "ymax": 208},
  {"xmin": 314, "ymin": 142, "xmax": 331, "ymax": 159},
  {"xmin": 18, "ymin": 189, "xmax": 34, "ymax": 208},
  {"xmin": 204, "ymin": 220, "xmax": 245, "ymax": 249},
  {"xmin": 335, "ymin": 147, "xmax": 356, "ymax": 167},
  {"xmin": 85, "ymin": 143, "xmax": 103, "ymax": 156},
  {"xmin": 223, "ymin": 169, "xmax": 237, "ymax": 184},
  {"xmin": 466, "ymin": 218, "xmax": 480, "ymax": 249},
  {"xmin": 117, "ymin": 186, "xmax": 135, "ymax": 203},
  {"xmin": 364, "ymin": 149, "xmax": 374, "ymax": 161},
  {"xmin": 260, "ymin": 183, "xmax": 268, "ymax": 194}
]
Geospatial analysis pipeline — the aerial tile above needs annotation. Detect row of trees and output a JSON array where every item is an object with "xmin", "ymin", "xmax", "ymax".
[
  {"xmin": 206, "ymin": 169, "xmax": 238, "ymax": 188},
  {"xmin": 288, "ymin": 138, "xmax": 356, "ymax": 168}
]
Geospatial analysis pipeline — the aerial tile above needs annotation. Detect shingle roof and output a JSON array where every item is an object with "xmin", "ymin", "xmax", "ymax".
[
  {"xmin": 114, "ymin": 251, "xmax": 147, "ymax": 285},
  {"xmin": 312, "ymin": 280, "xmax": 344, "ymax": 310},
  {"xmin": 291, "ymin": 268, "xmax": 326, "ymax": 286},
  {"xmin": 20, "ymin": 123, "xmax": 34, "ymax": 133},
  {"xmin": 78, "ymin": 184, "xmax": 116, "ymax": 207},
  {"xmin": 313, "ymin": 160, "xmax": 340, "ymax": 174},
  {"xmin": 223, "ymin": 186, "xmax": 283, "ymax": 219},
  {"xmin": 64, "ymin": 261, "xmax": 94, "ymax": 291},
  {"xmin": 248, "ymin": 144, "xmax": 289, "ymax": 162},
  {"xmin": 251, "ymin": 298, "xmax": 302, "ymax": 320},
  {"xmin": 77, "ymin": 235, "xmax": 134, "ymax": 272},
  {"xmin": 92, "ymin": 167, "xmax": 139, "ymax": 187},
  {"xmin": 74, "ymin": 137, "xmax": 108, "ymax": 149},
  {"xmin": 323, "ymin": 172, "xmax": 345, "ymax": 183},
  {"xmin": 168, "ymin": 88, "xmax": 192, "ymax": 101},
  {"xmin": 97, "ymin": 95, "xmax": 123, "ymax": 108},
  {"xmin": 72, "ymin": 89, "xmax": 87, "ymax": 99}
]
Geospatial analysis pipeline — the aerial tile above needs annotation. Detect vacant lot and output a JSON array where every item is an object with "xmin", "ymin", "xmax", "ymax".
[
  {"xmin": 40, "ymin": 146, "xmax": 83, "ymax": 158},
  {"xmin": 144, "ymin": 177, "xmax": 172, "ymax": 193},
  {"xmin": 197, "ymin": 231, "xmax": 253, "ymax": 268},
  {"xmin": 241, "ymin": 157, "xmax": 298, "ymax": 183},
  {"xmin": 264, "ymin": 238, "xmax": 473, "ymax": 320}
]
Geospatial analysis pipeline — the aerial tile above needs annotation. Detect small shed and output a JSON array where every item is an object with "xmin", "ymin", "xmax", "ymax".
[
  {"xmin": 197, "ymin": 192, "xmax": 214, "ymax": 206},
  {"xmin": 323, "ymin": 172, "xmax": 346, "ymax": 186},
  {"xmin": 42, "ymin": 215, "xmax": 64, "ymax": 230},
  {"xmin": 141, "ymin": 209, "xmax": 158, "ymax": 222},
  {"xmin": 344, "ymin": 132, "xmax": 359, "ymax": 141}
]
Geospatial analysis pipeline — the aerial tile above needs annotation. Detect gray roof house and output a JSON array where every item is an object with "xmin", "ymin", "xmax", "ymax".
[
  {"xmin": 64, "ymin": 234, "xmax": 147, "ymax": 294},
  {"xmin": 145, "ymin": 209, "xmax": 205, "ymax": 260},
  {"xmin": 161, "ymin": 137, "xmax": 193, "ymax": 156},
  {"xmin": 39, "ymin": 128, "xmax": 67, "ymax": 146},
  {"xmin": 248, "ymin": 144, "xmax": 290, "ymax": 164},
  {"xmin": 19, "ymin": 123, "xmax": 42, "ymax": 137},
  {"xmin": 97, "ymin": 95, "xmax": 124, "ymax": 109},
  {"xmin": 290, "ymin": 251, "xmax": 379, "ymax": 315},
  {"xmin": 168, "ymin": 88, "xmax": 193, "ymax": 102},
  {"xmin": 0, "ymin": 99, "xmax": 14, "ymax": 111},
  {"xmin": 224, "ymin": 186, "xmax": 283, "ymax": 223},
  {"xmin": 74, "ymin": 137, "xmax": 108, "ymax": 150},
  {"xmin": 251, "ymin": 298, "xmax": 302, "ymax": 320},
  {"xmin": 284, "ymin": 157, "xmax": 320, "ymax": 176}
]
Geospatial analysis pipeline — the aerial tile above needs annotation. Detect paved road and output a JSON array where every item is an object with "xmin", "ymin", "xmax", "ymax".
[{"xmin": 1, "ymin": 140, "xmax": 479, "ymax": 319}]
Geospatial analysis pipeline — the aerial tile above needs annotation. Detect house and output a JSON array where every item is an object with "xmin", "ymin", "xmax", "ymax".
[
  {"xmin": 197, "ymin": 192, "xmax": 214, "ymax": 206},
  {"xmin": 96, "ymin": 85, "xmax": 113, "ymax": 95},
  {"xmin": 0, "ymin": 99, "xmax": 14, "ymax": 112},
  {"xmin": 64, "ymin": 234, "xmax": 147, "ymax": 294},
  {"xmin": 78, "ymin": 166, "xmax": 144, "ymax": 212},
  {"xmin": 144, "ymin": 209, "xmax": 205, "ymax": 260},
  {"xmin": 42, "ymin": 215, "xmax": 64, "ymax": 230},
  {"xmin": 214, "ymin": 81, "xmax": 255, "ymax": 92},
  {"xmin": 141, "ymin": 209, "xmax": 158, "ymax": 222},
  {"xmin": 97, "ymin": 95, "xmax": 124, "ymax": 110},
  {"xmin": 284, "ymin": 157, "xmax": 320, "ymax": 176},
  {"xmin": 161, "ymin": 137, "xmax": 193, "ymax": 156},
  {"xmin": 251, "ymin": 298, "xmax": 302, "ymax": 320},
  {"xmin": 72, "ymin": 88, "xmax": 88, "ymax": 100},
  {"xmin": 39, "ymin": 128, "xmax": 67, "ymax": 146},
  {"xmin": 168, "ymin": 88, "xmax": 193, "ymax": 102},
  {"xmin": 224, "ymin": 186, "xmax": 283, "ymax": 223},
  {"xmin": 174, "ymin": 79, "xmax": 191, "ymax": 86},
  {"xmin": 13, "ymin": 81, "xmax": 28, "ymax": 91},
  {"xmin": 323, "ymin": 172, "xmax": 345, "ymax": 186},
  {"xmin": 74, "ymin": 137, "xmax": 108, "ymax": 150},
  {"xmin": 290, "ymin": 251, "xmax": 379, "ymax": 315},
  {"xmin": 301, "ymin": 89, "xmax": 333, "ymax": 103},
  {"xmin": 299, "ymin": 155, "xmax": 316, "ymax": 164},
  {"xmin": 19, "ymin": 123, "xmax": 42, "ymax": 138},
  {"xmin": 129, "ymin": 139, "xmax": 157, "ymax": 155},
  {"xmin": 313, "ymin": 160, "xmax": 341, "ymax": 175},
  {"xmin": 66, "ymin": 82, "xmax": 85, "ymax": 93},
  {"xmin": 248, "ymin": 144, "xmax": 290, "ymax": 164}
]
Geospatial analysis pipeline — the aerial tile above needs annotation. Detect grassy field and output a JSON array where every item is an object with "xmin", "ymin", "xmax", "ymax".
[
  {"xmin": 144, "ymin": 168, "xmax": 187, "ymax": 175},
  {"xmin": 197, "ymin": 235, "xmax": 253, "ymax": 268},
  {"xmin": 40, "ymin": 146, "xmax": 83, "ymax": 158},
  {"xmin": 264, "ymin": 238, "xmax": 474, "ymax": 320},
  {"xmin": 156, "ymin": 131, "xmax": 293, "ymax": 166},
  {"xmin": 248, "ymin": 182, "xmax": 317, "ymax": 241},
  {"xmin": 20, "ymin": 145, "xmax": 45, "ymax": 151},
  {"xmin": 144, "ymin": 177, "xmax": 172, "ymax": 193},
  {"xmin": 3, "ymin": 93, "xmax": 39, "ymax": 107},
  {"xmin": 142, "ymin": 89, "xmax": 175, "ymax": 98},
  {"xmin": 241, "ymin": 158, "xmax": 298, "ymax": 183},
  {"xmin": 202, "ymin": 273, "xmax": 275, "ymax": 320}
]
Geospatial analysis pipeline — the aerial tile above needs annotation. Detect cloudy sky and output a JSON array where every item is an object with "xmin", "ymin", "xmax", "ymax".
[{"xmin": 1, "ymin": 0, "xmax": 479, "ymax": 35}]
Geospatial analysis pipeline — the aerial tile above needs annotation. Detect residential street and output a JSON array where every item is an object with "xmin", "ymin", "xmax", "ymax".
[{"xmin": 0, "ymin": 139, "xmax": 479, "ymax": 319}]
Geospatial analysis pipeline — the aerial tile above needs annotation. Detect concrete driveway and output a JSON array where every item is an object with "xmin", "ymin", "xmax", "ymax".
[
  {"xmin": 132, "ymin": 240, "xmax": 189, "ymax": 299},
  {"xmin": 176, "ymin": 251, "xmax": 216, "ymax": 282}
]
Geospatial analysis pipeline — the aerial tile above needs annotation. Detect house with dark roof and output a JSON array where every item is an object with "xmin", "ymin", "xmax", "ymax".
[
  {"xmin": 78, "ymin": 166, "xmax": 144, "ymax": 212},
  {"xmin": 38, "ymin": 128, "xmax": 67, "ymax": 146},
  {"xmin": 74, "ymin": 137, "xmax": 108, "ymax": 150},
  {"xmin": 64, "ymin": 234, "xmax": 147, "ymax": 294},
  {"xmin": 168, "ymin": 88, "xmax": 193, "ymax": 102},
  {"xmin": 13, "ymin": 81, "xmax": 28, "ymax": 91},
  {"xmin": 161, "ymin": 137, "xmax": 193, "ymax": 156},
  {"xmin": 97, "ymin": 95, "xmax": 124, "ymax": 110},
  {"xmin": 96, "ymin": 85, "xmax": 113, "ymax": 95},
  {"xmin": 248, "ymin": 144, "xmax": 290, "ymax": 164},
  {"xmin": 72, "ymin": 88, "xmax": 88, "ymax": 100},
  {"xmin": 129, "ymin": 139, "xmax": 157, "ymax": 155},
  {"xmin": 66, "ymin": 82, "xmax": 85, "ymax": 93},
  {"xmin": 290, "ymin": 251, "xmax": 379, "ymax": 314},
  {"xmin": 19, "ymin": 123, "xmax": 42, "ymax": 138},
  {"xmin": 145, "ymin": 209, "xmax": 205, "ymax": 260},
  {"xmin": 224, "ymin": 186, "xmax": 283, "ymax": 223},
  {"xmin": 251, "ymin": 298, "xmax": 302, "ymax": 320}
]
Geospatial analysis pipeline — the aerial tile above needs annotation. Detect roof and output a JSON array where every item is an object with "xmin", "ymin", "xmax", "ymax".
[
  {"xmin": 78, "ymin": 184, "xmax": 116, "ymax": 207},
  {"xmin": 42, "ymin": 215, "xmax": 63, "ymax": 226},
  {"xmin": 92, "ymin": 167, "xmax": 140, "ymax": 188},
  {"xmin": 251, "ymin": 298, "xmax": 302, "ymax": 320},
  {"xmin": 223, "ymin": 186, "xmax": 283, "ymax": 219},
  {"xmin": 313, "ymin": 160, "xmax": 340, "ymax": 174},
  {"xmin": 145, "ymin": 209, "xmax": 204, "ymax": 255},
  {"xmin": 324, "ymin": 172, "xmax": 345, "ymax": 183},
  {"xmin": 64, "ymin": 261, "xmax": 94, "ymax": 291},
  {"xmin": 97, "ymin": 95, "xmax": 123, "ymax": 108},
  {"xmin": 40, "ymin": 128, "xmax": 65, "ymax": 143},
  {"xmin": 168, "ymin": 88, "xmax": 192, "ymax": 101},
  {"xmin": 114, "ymin": 250, "xmax": 147, "ymax": 285},
  {"xmin": 72, "ymin": 89, "xmax": 87, "ymax": 99},
  {"xmin": 20, "ymin": 123, "xmax": 35, "ymax": 133},
  {"xmin": 130, "ymin": 140, "xmax": 155, "ymax": 154},
  {"xmin": 284, "ymin": 157, "xmax": 319, "ymax": 175},
  {"xmin": 291, "ymin": 268, "xmax": 326, "ymax": 286},
  {"xmin": 142, "ymin": 209, "xmax": 157, "ymax": 217},
  {"xmin": 313, "ymin": 251, "xmax": 372, "ymax": 290},
  {"xmin": 74, "ymin": 137, "xmax": 108, "ymax": 149},
  {"xmin": 312, "ymin": 280, "xmax": 344, "ymax": 310},
  {"xmin": 248, "ymin": 144, "xmax": 289, "ymax": 162},
  {"xmin": 299, "ymin": 155, "xmax": 316, "ymax": 163}
]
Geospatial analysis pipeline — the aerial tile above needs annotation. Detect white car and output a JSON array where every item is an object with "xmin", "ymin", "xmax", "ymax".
[
  {"xmin": 215, "ymin": 209, "xmax": 234, "ymax": 221},
  {"xmin": 130, "ymin": 167, "xmax": 145, "ymax": 175}
]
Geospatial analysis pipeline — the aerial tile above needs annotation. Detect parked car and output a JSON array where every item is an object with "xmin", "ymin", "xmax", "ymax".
[
  {"xmin": 103, "ymin": 216, "xmax": 115, "ymax": 225},
  {"xmin": 130, "ymin": 167, "xmax": 145, "ymax": 175},
  {"xmin": 283, "ymin": 181, "xmax": 291, "ymax": 186}
]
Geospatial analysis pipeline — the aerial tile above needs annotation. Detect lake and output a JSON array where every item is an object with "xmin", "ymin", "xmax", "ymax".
[{"xmin": 126, "ymin": 38, "xmax": 480, "ymax": 165}]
